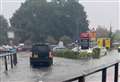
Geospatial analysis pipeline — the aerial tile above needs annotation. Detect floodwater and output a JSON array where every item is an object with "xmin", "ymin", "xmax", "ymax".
[{"xmin": 0, "ymin": 50, "xmax": 120, "ymax": 82}]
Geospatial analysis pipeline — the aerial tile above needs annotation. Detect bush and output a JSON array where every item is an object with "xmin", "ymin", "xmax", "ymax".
[
  {"xmin": 79, "ymin": 52, "xmax": 93, "ymax": 59},
  {"xmin": 55, "ymin": 48, "xmax": 102, "ymax": 59},
  {"xmin": 79, "ymin": 52, "xmax": 88, "ymax": 58},
  {"xmin": 55, "ymin": 49, "xmax": 92, "ymax": 59},
  {"xmin": 55, "ymin": 50, "xmax": 80, "ymax": 59}
]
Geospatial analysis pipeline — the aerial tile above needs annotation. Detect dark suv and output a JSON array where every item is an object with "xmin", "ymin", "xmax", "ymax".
[{"xmin": 30, "ymin": 43, "xmax": 53, "ymax": 67}]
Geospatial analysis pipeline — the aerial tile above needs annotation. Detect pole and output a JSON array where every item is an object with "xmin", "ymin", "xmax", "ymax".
[
  {"xmin": 114, "ymin": 63, "xmax": 119, "ymax": 82},
  {"xmin": 102, "ymin": 68, "xmax": 107, "ymax": 82},
  {"xmin": 4, "ymin": 56, "xmax": 8, "ymax": 71},
  {"xmin": 10, "ymin": 54, "xmax": 13, "ymax": 68},
  {"xmin": 78, "ymin": 76, "xmax": 85, "ymax": 82},
  {"xmin": 13, "ymin": 53, "xmax": 17, "ymax": 65}
]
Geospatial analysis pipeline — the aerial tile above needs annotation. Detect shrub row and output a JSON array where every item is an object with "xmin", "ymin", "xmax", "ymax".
[{"xmin": 54, "ymin": 48, "xmax": 101, "ymax": 59}]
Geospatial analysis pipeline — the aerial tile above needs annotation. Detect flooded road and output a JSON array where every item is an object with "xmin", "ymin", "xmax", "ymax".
[{"xmin": 0, "ymin": 50, "xmax": 120, "ymax": 82}]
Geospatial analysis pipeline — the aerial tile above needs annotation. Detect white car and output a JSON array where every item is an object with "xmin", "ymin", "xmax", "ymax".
[
  {"xmin": 72, "ymin": 47, "xmax": 81, "ymax": 52},
  {"xmin": 72, "ymin": 46, "xmax": 93, "ymax": 53},
  {"xmin": 2, "ymin": 45, "xmax": 13, "ymax": 51},
  {"xmin": 53, "ymin": 46, "xmax": 66, "ymax": 52},
  {"xmin": 80, "ymin": 48, "xmax": 93, "ymax": 53}
]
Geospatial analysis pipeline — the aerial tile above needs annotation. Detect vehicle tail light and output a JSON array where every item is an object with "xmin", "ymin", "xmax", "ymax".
[{"xmin": 49, "ymin": 52, "xmax": 53, "ymax": 58}]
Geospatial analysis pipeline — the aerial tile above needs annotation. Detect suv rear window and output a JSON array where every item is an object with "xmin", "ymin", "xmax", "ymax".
[
  {"xmin": 32, "ymin": 44, "xmax": 50, "ymax": 53},
  {"xmin": 36, "ymin": 45, "xmax": 49, "ymax": 52}
]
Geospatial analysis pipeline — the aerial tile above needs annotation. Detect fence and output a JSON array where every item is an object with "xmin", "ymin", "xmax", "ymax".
[
  {"xmin": 0, "ymin": 51, "xmax": 17, "ymax": 71},
  {"xmin": 64, "ymin": 62, "xmax": 119, "ymax": 82}
]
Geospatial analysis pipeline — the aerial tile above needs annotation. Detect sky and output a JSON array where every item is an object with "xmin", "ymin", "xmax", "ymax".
[{"xmin": 0, "ymin": 0, "xmax": 120, "ymax": 31}]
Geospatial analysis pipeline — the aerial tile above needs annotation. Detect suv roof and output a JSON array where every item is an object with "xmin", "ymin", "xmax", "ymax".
[{"xmin": 32, "ymin": 43, "xmax": 49, "ymax": 46}]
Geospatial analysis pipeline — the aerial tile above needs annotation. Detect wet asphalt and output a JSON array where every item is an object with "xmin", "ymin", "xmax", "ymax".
[{"xmin": 0, "ymin": 50, "xmax": 120, "ymax": 82}]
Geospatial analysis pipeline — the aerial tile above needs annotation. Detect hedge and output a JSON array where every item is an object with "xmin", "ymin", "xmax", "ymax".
[{"xmin": 54, "ymin": 48, "xmax": 101, "ymax": 59}]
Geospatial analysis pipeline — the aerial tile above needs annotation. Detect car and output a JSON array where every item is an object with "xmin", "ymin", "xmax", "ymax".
[
  {"xmin": 0, "ymin": 46, "xmax": 4, "ymax": 50},
  {"xmin": 30, "ymin": 43, "xmax": 53, "ymax": 67},
  {"xmin": 52, "ymin": 41, "xmax": 66, "ymax": 52},
  {"xmin": 118, "ymin": 46, "xmax": 120, "ymax": 52},
  {"xmin": 0, "ymin": 46, "xmax": 5, "ymax": 53},
  {"xmin": 16, "ymin": 43, "xmax": 25, "ymax": 51},
  {"xmin": 72, "ymin": 46, "xmax": 93, "ymax": 54},
  {"xmin": 72, "ymin": 46, "xmax": 81, "ymax": 52},
  {"xmin": 80, "ymin": 48, "xmax": 93, "ymax": 53},
  {"xmin": 2, "ymin": 45, "xmax": 13, "ymax": 51},
  {"xmin": 53, "ymin": 47, "xmax": 66, "ymax": 52}
]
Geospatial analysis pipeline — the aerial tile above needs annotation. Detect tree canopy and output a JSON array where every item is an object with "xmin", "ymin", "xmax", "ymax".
[
  {"xmin": 0, "ymin": 15, "xmax": 8, "ymax": 45},
  {"xmin": 10, "ymin": 0, "xmax": 89, "ymax": 43}
]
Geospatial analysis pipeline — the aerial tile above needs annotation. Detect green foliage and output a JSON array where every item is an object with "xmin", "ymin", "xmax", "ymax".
[
  {"xmin": 0, "ymin": 15, "xmax": 8, "ymax": 45},
  {"xmin": 55, "ymin": 49, "xmax": 80, "ymax": 59},
  {"xmin": 46, "ymin": 36, "xmax": 57, "ymax": 44},
  {"xmin": 79, "ymin": 52, "xmax": 92, "ymax": 58},
  {"xmin": 10, "ymin": 0, "xmax": 89, "ymax": 43},
  {"xmin": 55, "ymin": 49, "xmax": 92, "ymax": 59},
  {"xmin": 55, "ymin": 48, "xmax": 102, "ymax": 59}
]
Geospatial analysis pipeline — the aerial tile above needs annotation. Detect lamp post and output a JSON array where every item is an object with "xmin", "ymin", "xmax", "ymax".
[{"xmin": 109, "ymin": 25, "xmax": 112, "ymax": 48}]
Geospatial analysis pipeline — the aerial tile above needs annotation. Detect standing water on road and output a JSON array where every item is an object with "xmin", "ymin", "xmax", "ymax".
[{"xmin": 0, "ymin": 50, "xmax": 120, "ymax": 82}]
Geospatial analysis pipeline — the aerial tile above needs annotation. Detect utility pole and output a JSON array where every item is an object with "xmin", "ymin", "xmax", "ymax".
[
  {"xmin": 76, "ymin": 18, "xmax": 79, "ymax": 41},
  {"xmin": 109, "ymin": 24, "xmax": 112, "ymax": 48},
  {"xmin": 76, "ymin": 18, "xmax": 80, "ymax": 52}
]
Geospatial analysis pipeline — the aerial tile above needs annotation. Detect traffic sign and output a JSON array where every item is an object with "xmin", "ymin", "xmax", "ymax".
[
  {"xmin": 89, "ymin": 32, "xmax": 96, "ymax": 41},
  {"xmin": 105, "ymin": 38, "xmax": 111, "ymax": 48},
  {"xmin": 80, "ymin": 32, "xmax": 89, "ymax": 39},
  {"xmin": 80, "ymin": 32, "xmax": 89, "ymax": 49},
  {"xmin": 97, "ymin": 38, "xmax": 103, "ymax": 48},
  {"xmin": 81, "ymin": 39, "xmax": 89, "ymax": 49}
]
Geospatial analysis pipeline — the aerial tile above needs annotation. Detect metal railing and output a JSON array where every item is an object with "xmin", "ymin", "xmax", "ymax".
[
  {"xmin": 0, "ymin": 51, "xmax": 17, "ymax": 71},
  {"xmin": 64, "ymin": 62, "xmax": 119, "ymax": 82}
]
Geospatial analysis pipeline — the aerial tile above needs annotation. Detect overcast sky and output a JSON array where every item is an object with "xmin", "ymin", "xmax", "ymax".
[{"xmin": 0, "ymin": 0, "xmax": 120, "ymax": 31}]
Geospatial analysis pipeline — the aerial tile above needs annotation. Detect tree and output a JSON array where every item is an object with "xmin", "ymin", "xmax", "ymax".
[
  {"xmin": 10, "ymin": 0, "xmax": 89, "ymax": 43},
  {"xmin": 46, "ymin": 36, "xmax": 57, "ymax": 44},
  {"xmin": 0, "ymin": 15, "xmax": 8, "ymax": 45}
]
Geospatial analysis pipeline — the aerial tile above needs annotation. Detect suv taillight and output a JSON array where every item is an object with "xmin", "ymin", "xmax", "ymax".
[{"xmin": 49, "ymin": 52, "xmax": 53, "ymax": 58}]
